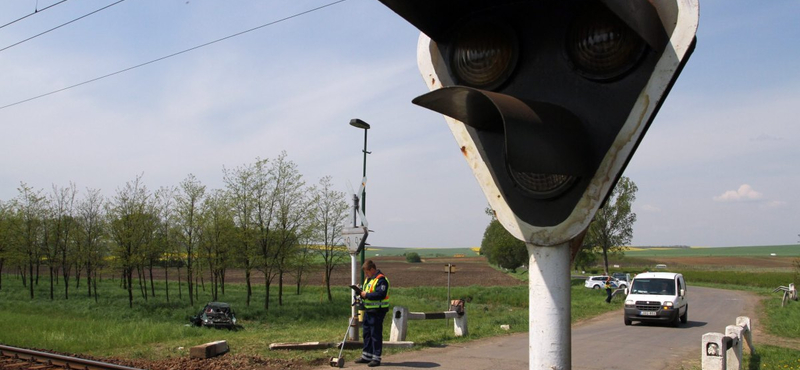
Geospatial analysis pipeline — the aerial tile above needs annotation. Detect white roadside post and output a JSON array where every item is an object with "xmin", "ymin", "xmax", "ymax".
[{"xmin": 376, "ymin": 0, "xmax": 698, "ymax": 368}]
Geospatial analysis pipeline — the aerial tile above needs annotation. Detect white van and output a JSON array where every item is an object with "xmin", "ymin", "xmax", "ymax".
[{"xmin": 623, "ymin": 272, "xmax": 687, "ymax": 326}]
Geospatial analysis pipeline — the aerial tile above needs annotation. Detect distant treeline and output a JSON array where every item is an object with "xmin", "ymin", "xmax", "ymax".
[{"xmin": 0, "ymin": 152, "xmax": 353, "ymax": 310}]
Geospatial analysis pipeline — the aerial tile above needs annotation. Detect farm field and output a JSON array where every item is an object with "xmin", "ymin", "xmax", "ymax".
[
  {"xmin": 625, "ymin": 244, "xmax": 800, "ymax": 258},
  {"xmin": 363, "ymin": 247, "xmax": 480, "ymax": 258},
  {"xmin": 141, "ymin": 256, "xmax": 521, "ymax": 288},
  {"xmin": 1, "ymin": 250, "xmax": 797, "ymax": 370}
]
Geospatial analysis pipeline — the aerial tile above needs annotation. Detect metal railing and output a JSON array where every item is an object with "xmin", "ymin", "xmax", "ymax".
[
  {"xmin": 389, "ymin": 300, "xmax": 468, "ymax": 342},
  {"xmin": 773, "ymin": 283, "xmax": 797, "ymax": 307}
]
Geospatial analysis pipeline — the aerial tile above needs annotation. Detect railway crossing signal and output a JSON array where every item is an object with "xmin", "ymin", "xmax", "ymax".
[
  {"xmin": 378, "ymin": 0, "xmax": 699, "ymax": 368},
  {"xmin": 378, "ymin": 0, "xmax": 698, "ymax": 246}
]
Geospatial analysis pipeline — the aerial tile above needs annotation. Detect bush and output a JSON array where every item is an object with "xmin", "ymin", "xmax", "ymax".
[{"xmin": 405, "ymin": 252, "xmax": 422, "ymax": 263}]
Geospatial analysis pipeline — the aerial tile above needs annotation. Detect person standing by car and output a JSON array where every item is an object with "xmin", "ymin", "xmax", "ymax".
[
  {"xmin": 605, "ymin": 276, "xmax": 613, "ymax": 303},
  {"xmin": 355, "ymin": 260, "xmax": 390, "ymax": 367}
]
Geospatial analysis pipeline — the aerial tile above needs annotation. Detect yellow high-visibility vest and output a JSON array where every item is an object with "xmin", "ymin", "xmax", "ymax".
[{"xmin": 362, "ymin": 273, "xmax": 390, "ymax": 309}]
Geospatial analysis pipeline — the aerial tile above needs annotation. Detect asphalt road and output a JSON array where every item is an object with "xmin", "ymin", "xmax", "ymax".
[{"xmin": 325, "ymin": 286, "xmax": 755, "ymax": 369}]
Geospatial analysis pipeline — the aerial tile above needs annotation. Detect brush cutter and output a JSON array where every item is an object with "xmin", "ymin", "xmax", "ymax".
[{"xmin": 329, "ymin": 316, "xmax": 355, "ymax": 368}]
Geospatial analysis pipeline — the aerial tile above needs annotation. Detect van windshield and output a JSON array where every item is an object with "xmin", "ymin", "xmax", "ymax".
[{"xmin": 631, "ymin": 278, "xmax": 675, "ymax": 295}]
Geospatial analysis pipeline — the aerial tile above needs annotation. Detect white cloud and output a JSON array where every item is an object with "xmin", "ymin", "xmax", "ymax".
[
  {"xmin": 641, "ymin": 204, "xmax": 661, "ymax": 212},
  {"xmin": 713, "ymin": 184, "xmax": 763, "ymax": 202},
  {"xmin": 762, "ymin": 200, "xmax": 787, "ymax": 209}
]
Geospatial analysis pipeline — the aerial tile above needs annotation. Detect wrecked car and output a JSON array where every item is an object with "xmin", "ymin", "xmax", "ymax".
[{"xmin": 189, "ymin": 302, "xmax": 238, "ymax": 329}]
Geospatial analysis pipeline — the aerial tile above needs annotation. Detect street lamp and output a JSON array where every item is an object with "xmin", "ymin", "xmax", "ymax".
[{"xmin": 349, "ymin": 118, "xmax": 370, "ymax": 282}]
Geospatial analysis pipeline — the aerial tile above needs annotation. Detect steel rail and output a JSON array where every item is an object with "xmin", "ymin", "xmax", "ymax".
[{"xmin": 0, "ymin": 344, "xmax": 143, "ymax": 370}]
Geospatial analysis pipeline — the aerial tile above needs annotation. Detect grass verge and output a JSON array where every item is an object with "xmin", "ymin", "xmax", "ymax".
[{"xmin": 0, "ymin": 273, "xmax": 620, "ymax": 363}]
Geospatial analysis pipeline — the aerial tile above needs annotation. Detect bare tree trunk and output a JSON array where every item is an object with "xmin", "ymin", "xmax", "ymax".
[
  {"xmin": 264, "ymin": 277, "xmax": 271, "ymax": 310},
  {"xmin": 164, "ymin": 265, "xmax": 170, "ymax": 303},
  {"xmin": 28, "ymin": 260, "xmax": 34, "ymax": 299},
  {"xmin": 127, "ymin": 268, "xmax": 134, "ymax": 308},
  {"xmin": 149, "ymin": 265, "xmax": 155, "ymax": 297},
  {"xmin": 137, "ymin": 266, "xmax": 147, "ymax": 300},
  {"xmin": 86, "ymin": 263, "xmax": 92, "ymax": 298},
  {"xmin": 93, "ymin": 269, "xmax": 98, "ymax": 303},
  {"xmin": 278, "ymin": 271, "xmax": 284, "ymax": 306},
  {"xmin": 245, "ymin": 267, "xmax": 251, "ymax": 307},
  {"xmin": 177, "ymin": 266, "xmax": 182, "ymax": 300},
  {"xmin": 62, "ymin": 251, "xmax": 71, "ymax": 300},
  {"xmin": 75, "ymin": 263, "xmax": 82, "ymax": 289},
  {"xmin": 220, "ymin": 269, "xmax": 226, "ymax": 295},
  {"xmin": 187, "ymin": 264, "xmax": 194, "ymax": 306},
  {"xmin": 326, "ymin": 269, "xmax": 333, "ymax": 302},
  {"xmin": 49, "ymin": 266, "xmax": 55, "ymax": 300},
  {"xmin": 296, "ymin": 271, "xmax": 301, "ymax": 295}
]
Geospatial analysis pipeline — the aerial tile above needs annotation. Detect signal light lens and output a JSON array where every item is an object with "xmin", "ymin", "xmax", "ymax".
[
  {"xmin": 451, "ymin": 23, "xmax": 517, "ymax": 90},
  {"xmin": 567, "ymin": 3, "xmax": 646, "ymax": 81},
  {"xmin": 509, "ymin": 170, "xmax": 575, "ymax": 199}
]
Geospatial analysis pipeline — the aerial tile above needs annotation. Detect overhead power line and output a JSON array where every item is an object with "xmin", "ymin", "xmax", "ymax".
[
  {"xmin": 0, "ymin": 0, "xmax": 69, "ymax": 30},
  {"xmin": 0, "ymin": 0, "xmax": 126, "ymax": 53},
  {"xmin": 0, "ymin": 0, "xmax": 347, "ymax": 111}
]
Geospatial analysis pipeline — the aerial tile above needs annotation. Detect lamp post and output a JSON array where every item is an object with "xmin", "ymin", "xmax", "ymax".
[{"xmin": 349, "ymin": 118, "xmax": 370, "ymax": 282}]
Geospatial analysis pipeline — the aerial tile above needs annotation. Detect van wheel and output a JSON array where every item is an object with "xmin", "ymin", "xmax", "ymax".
[
  {"xmin": 624, "ymin": 317, "xmax": 632, "ymax": 326},
  {"xmin": 680, "ymin": 306, "xmax": 688, "ymax": 324},
  {"xmin": 593, "ymin": 285, "xmax": 600, "ymax": 289}
]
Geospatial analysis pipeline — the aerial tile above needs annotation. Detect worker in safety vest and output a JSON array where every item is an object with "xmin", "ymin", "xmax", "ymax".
[
  {"xmin": 605, "ymin": 276, "xmax": 613, "ymax": 303},
  {"xmin": 354, "ymin": 259, "xmax": 390, "ymax": 367}
]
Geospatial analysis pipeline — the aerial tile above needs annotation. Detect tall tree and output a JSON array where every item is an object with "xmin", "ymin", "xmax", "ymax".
[
  {"xmin": 0, "ymin": 200, "xmax": 13, "ymax": 291},
  {"xmin": 200, "ymin": 189, "xmax": 235, "ymax": 301},
  {"xmin": 572, "ymin": 246, "xmax": 597, "ymax": 272},
  {"xmin": 584, "ymin": 176, "xmax": 638, "ymax": 275},
  {"xmin": 311, "ymin": 176, "xmax": 349, "ymax": 301},
  {"xmin": 480, "ymin": 218, "xmax": 527, "ymax": 271},
  {"xmin": 50, "ymin": 183, "xmax": 78, "ymax": 300},
  {"xmin": 75, "ymin": 188, "xmax": 107, "ymax": 301},
  {"xmin": 152, "ymin": 186, "xmax": 176, "ymax": 302},
  {"xmin": 223, "ymin": 162, "xmax": 258, "ymax": 307},
  {"xmin": 12, "ymin": 183, "xmax": 48, "ymax": 299},
  {"xmin": 251, "ymin": 157, "xmax": 279, "ymax": 310},
  {"xmin": 270, "ymin": 152, "xmax": 308, "ymax": 307},
  {"xmin": 107, "ymin": 175, "xmax": 151, "ymax": 308},
  {"xmin": 175, "ymin": 174, "xmax": 206, "ymax": 307}
]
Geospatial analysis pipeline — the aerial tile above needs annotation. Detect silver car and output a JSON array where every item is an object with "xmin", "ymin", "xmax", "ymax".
[{"xmin": 584, "ymin": 276, "xmax": 627, "ymax": 290}]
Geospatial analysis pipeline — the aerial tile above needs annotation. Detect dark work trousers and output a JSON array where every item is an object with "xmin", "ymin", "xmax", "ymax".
[
  {"xmin": 605, "ymin": 288, "xmax": 613, "ymax": 303},
  {"xmin": 361, "ymin": 308, "xmax": 388, "ymax": 362}
]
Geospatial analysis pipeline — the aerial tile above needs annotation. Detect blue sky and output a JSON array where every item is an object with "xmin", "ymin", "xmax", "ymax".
[{"xmin": 1, "ymin": 0, "xmax": 798, "ymax": 248}]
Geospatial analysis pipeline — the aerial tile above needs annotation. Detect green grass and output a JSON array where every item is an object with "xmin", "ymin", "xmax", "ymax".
[
  {"xmin": 1, "ymin": 266, "xmax": 796, "ymax": 367},
  {"xmin": 682, "ymin": 270, "xmax": 797, "ymax": 289},
  {"xmin": 626, "ymin": 244, "xmax": 800, "ymax": 258},
  {"xmin": 744, "ymin": 345, "xmax": 800, "ymax": 370},
  {"xmin": 0, "ymin": 272, "xmax": 619, "ymax": 363},
  {"xmin": 763, "ymin": 294, "xmax": 800, "ymax": 339}
]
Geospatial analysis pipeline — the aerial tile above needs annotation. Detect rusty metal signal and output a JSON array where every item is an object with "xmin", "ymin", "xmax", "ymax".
[
  {"xmin": 379, "ymin": 0, "xmax": 698, "ymax": 247},
  {"xmin": 377, "ymin": 0, "xmax": 699, "ymax": 369}
]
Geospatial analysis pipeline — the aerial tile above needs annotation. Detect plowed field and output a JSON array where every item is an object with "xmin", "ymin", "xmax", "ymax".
[{"xmin": 214, "ymin": 256, "xmax": 524, "ymax": 287}]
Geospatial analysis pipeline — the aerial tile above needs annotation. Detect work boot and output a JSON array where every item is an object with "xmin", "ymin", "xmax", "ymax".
[
  {"xmin": 368, "ymin": 360, "xmax": 381, "ymax": 367},
  {"xmin": 354, "ymin": 358, "xmax": 370, "ymax": 364}
]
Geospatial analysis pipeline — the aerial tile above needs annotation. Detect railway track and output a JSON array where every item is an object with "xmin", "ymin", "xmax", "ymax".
[{"xmin": 0, "ymin": 345, "xmax": 142, "ymax": 370}]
